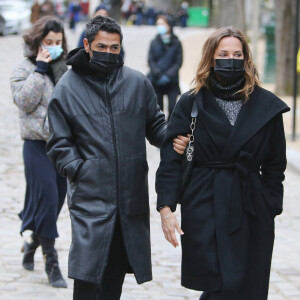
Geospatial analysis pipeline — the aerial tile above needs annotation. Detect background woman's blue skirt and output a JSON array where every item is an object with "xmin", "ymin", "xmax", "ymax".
[{"xmin": 19, "ymin": 140, "xmax": 67, "ymax": 239}]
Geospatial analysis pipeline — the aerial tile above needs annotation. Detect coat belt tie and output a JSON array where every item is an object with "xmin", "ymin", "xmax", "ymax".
[{"xmin": 194, "ymin": 151, "xmax": 259, "ymax": 235}]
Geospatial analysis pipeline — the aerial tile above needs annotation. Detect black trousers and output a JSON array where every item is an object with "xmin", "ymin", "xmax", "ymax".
[
  {"xmin": 153, "ymin": 83, "xmax": 180, "ymax": 121},
  {"xmin": 73, "ymin": 218, "xmax": 132, "ymax": 300}
]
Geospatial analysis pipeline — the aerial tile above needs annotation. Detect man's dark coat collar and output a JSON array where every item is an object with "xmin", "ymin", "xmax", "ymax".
[
  {"xmin": 66, "ymin": 47, "xmax": 122, "ymax": 79},
  {"xmin": 196, "ymin": 86, "xmax": 290, "ymax": 160}
]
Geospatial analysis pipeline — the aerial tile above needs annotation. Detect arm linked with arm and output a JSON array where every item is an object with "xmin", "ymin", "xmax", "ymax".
[{"xmin": 155, "ymin": 94, "xmax": 192, "ymax": 212}]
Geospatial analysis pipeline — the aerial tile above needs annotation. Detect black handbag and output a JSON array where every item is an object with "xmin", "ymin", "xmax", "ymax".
[{"xmin": 181, "ymin": 89, "xmax": 202, "ymax": 194}]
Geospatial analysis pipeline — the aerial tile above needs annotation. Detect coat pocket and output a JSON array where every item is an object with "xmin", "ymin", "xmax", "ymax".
[{"xmin": 69, "ymin": 158, "xmax": 111, "ymax": 217}]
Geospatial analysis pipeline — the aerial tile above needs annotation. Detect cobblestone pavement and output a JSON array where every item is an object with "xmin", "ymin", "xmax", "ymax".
[{"xmin": 0, "ymin": 24, "xmax": 299, "ymax": 300}]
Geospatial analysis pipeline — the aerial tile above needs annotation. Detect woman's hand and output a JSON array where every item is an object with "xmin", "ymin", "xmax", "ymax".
[
  {"xmin": 160, "ymin": 206, "xmax": 184, "ymax": 248},
  {"xmin": 173, "ymin": 135, "xmax": 190, "ymax": 155},
  {"xmin": 36, "ymin": 46, "xmax": 52, "ymax": 63}
]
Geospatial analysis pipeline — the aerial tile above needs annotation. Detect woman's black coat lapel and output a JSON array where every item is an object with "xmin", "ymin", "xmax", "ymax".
[{"xmin": 220, "ymin": 87, "xmax": 289, "ymax": 160}]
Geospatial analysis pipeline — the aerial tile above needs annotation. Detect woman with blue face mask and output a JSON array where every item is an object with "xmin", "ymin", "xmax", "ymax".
[
  {"xmin": 10, "ymin": 16, "xmax": 68, "ymax": 289},
  {"xmin": 147, "ymin": 15, "xmax": 183, "ymax": 121}
]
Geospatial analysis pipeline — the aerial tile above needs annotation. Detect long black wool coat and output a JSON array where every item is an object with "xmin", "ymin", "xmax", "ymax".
[
  {"xmin": 156, "ymin": 86, "xmax": 289, "ymax": 300},
  {"xmin": 46, "ymin": 48, "xmax": 167, "ymax": 284}
]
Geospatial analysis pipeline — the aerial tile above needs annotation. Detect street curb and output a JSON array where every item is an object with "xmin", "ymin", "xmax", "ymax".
[{"xmin": 287, "ymin": 147, "xmax": 300, "ymax": 175}]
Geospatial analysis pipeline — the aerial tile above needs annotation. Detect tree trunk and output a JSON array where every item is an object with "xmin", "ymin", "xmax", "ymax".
[
  {"xmin": 275, "ymin": 0, "xmax": 295, "ymax": 95},
  {"xmin": 217, "ymin": 0, "xmax": 246, "ymax": 33},
  {"xmin": 209, "ymin": 0, "xmax": 219, "ymax": 28},
  {"xmin": 109, "ymin": 0, "xmax": 122, "ymax": 23}
]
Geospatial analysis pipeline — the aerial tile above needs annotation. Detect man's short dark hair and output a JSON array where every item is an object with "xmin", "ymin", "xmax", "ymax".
[{"xmin": 86, "ymin": 15, "xmax": 123, "ymax": 45}]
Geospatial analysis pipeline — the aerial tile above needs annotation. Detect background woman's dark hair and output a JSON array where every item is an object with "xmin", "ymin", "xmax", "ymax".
[
  {"xmin": 86, "ymin": 15, "xmax": 123, "ymax": 45},
  {"xmin": 23, "ymin": 16, "xmax": 67, "ymax": 56}
]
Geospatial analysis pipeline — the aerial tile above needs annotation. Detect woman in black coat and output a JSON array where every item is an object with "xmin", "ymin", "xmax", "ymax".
[
  {"xmin": 156, "ymin": 26, "xmax": 289, "ymax": 300},
  {"xmin": 147, "ymin": 15, "xmax": 183, "ymax": 121}
]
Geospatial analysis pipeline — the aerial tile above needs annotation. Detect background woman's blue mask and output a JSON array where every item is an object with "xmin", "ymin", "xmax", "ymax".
[
  {"xmin": 43, "ymin": 45, "xmax": 63, "ymax": 60},
  {"xmin": 157, "ymin": 25, "xmax": 168, "ymax": 35}
]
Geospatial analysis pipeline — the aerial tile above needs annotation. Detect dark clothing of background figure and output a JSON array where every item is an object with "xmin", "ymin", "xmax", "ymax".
[
  {"xmin": 19, "ymin": 140, "xmax": 66, "ymax": 239},
  {"xmin": 77, "ymin": 30, "xmax": 125, "ymax": 60},
  {"xmin": 147, "ymin": 34, "xmax": 182, "ymax": 120},
  {"xmin": 153, "ymin": 82, "xmax": 180, "ymax": 121},
  {"xmin": 46, "ymin": 48, "xmax": 167, "ymax": 285},
  {"xmin": 156, "ymin": 87, "xmax": 289, "ymax": 299},
  {"xmin": 73, "ymin": 218, "xmax": 131, "ymax": 300}
]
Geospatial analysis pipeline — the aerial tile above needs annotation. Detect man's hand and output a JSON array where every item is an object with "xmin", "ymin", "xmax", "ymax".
[
  {"xmin": 173, "ymin": 135, "xmax": 190, "ymax": 155},
  {"xmin": 160, "ymin": 206, "xmax": 184, "ymax": 248}
]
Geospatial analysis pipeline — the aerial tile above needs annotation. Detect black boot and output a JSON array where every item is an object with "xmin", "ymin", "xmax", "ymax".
[
  {"xmin": 39, "ymin": 236, "xmax": 67, "ymax": 288},
  {"xmin": 21, "ymin": 233, "xmax": 40, "ymax": 271}
]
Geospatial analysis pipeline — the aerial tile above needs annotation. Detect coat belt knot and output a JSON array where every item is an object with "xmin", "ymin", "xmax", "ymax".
[{"xmin": 195, "ymin": 151, "xmax": 259, "ymax": 235}]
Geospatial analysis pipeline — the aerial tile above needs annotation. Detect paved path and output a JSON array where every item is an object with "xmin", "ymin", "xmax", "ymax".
[{"xmin": 0, "ymin": 24, "xmax": 299, "ymax": 299}]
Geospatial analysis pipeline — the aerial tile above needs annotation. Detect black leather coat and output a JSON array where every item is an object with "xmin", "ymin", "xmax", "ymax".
[{"xmin": 46, "ymin": 48, "xmax": 167, "ymax": 284}]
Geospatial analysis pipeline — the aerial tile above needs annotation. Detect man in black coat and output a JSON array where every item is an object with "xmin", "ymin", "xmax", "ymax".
[{"xmin": 46, "ymin": 16, "xmax": 185, "ymax": 300}]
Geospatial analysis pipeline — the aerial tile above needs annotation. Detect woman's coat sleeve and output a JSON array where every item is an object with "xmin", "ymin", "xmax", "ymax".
[
  {"xmin": 261, "ymin": 114, "xmax": 287, "ymax": 216},
  {"xmin": 10, "ymin": 64, "xmax": 45, "ymax": 113}
]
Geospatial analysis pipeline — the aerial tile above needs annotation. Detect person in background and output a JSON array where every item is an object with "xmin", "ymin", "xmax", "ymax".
[
  {"xmin": 10, "ymin": 16, "xmax": 68, "ymax": 289},
  {"xmin": 77, "ymin": 6, "xmax": 125, "ymax": 59},
  {"xmin": 69, "ymin": 1, "xmax": 81, "ymax": 31},
  {"xmin": 40, "ymin": 0, "xmax": 56, "ymax": 18},
  {"xmin": 178, "ymin": 1, "xmax": 189, "ymax": 28},
  {"xmin": 135, "ymin": 1, "xmax": 144, "ymax": 25},
  {"xmin": 30, "ymin": 0, "xmax": 41, "ymax": 24},
  {"xmin": 147, "ymin": 15, "xmax": 182, "ymax": 121},
  {"xmin": 121, "ymin": 0, "xmax": 131, "ymax": 25},
  {"xmin": 146, "ymin": 5, "xmax": 156, "ymax": 26},
  {"xmin": 156, "ymin": 26, "xmax": 289, "ymax": 300}
]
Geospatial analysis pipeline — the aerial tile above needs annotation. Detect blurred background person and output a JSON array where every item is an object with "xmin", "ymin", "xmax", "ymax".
[
  {"xmin": 30, "ymin": 0, "xmax": 41, "ymax": 24},
  {"xmin": 135, "ymin": 0, "xmax": 144, "ymax": 25},
  {"xmin": 10, "ymin": 16, "xmax": 68, "ymax": 289},
  {"xmin": 69, "ymin": 0, "xmax": 81, "ymax": 31},
  {"xmin": 147, "ymin": 15, "xmax": 182, "ymax": 121},
  {"xmin": 177, "ymin": 1, "xmax": 189, "ymax": 28},
  {"xmin": 77, "ymin": 5, "xmax": 125, "ymax": 59},
  {"xmin": 121, "ymin": 0, "xmax": 131, "ymax": 25},
  {"xmin": 146, "ymin": 5, "xmax": 157, "ymax": 26},
  {"xmin": 40, "ymin": 0, "xmax": 56, "ymax": 18}
]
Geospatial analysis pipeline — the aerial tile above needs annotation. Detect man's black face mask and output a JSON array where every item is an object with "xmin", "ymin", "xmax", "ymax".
[
  {"xmin": 213, "ymin": 58, "xmax": 245, "ymax": 84},
  {"xmin": 90, "ymin": 50, "xmax": 124, "ymax": 73}
]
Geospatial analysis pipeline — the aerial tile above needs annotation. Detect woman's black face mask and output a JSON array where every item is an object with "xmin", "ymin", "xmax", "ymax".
[
  {"xmin": 213, "ymin": 58, "xmax": 245, "ymax": 84},
  {"xmin": 90, "ymin": 50, "xmax": 123, "ymax": 72}
]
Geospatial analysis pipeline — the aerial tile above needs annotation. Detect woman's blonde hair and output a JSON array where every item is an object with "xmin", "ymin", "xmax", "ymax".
[{"xmin": 192, "ymin": 26, "xmax": 260, "ymax": 100}]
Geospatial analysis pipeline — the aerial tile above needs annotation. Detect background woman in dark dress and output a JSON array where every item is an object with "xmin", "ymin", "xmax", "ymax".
[
  {"xmin": 156, "ymin": 27, "xmax": 289, "ymax": 300},
  {"xmin": 147, "ymin": 15, "xmax": 183, "ymax": 121},
  {"xmin": 10, "ymin": 16, "xmax": 68, "ymax": 288}
]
